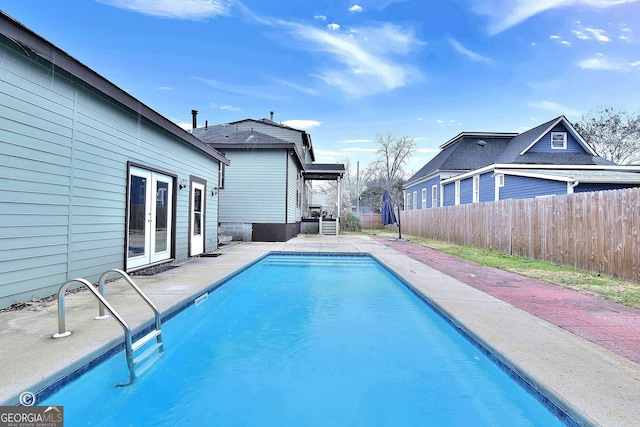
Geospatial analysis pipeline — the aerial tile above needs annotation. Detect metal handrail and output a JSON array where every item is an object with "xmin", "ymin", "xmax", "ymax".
[
  {"xmin": 97, "ymin": 269, "xmax": 162, "ymax": 332},
  {"xmin": 52, "ymin": 278, "xmax": 135, "ymax": 384}
]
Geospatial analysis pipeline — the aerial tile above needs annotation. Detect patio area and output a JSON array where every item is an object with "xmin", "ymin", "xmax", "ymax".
[{"xmin": 1, "ymin": 234, "xmax": 639, "ymax": 426}]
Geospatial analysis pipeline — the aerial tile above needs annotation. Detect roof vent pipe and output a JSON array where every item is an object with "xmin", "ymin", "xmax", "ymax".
[
  {"xmin": 191, "ymin": 110, "xmax": 198, "ymax": 129},
  {"xmin": 270, "ymin": 111, "xmax": 274, "ymax": 121},
  {"xmin": 205, "ymin": 120, "xmax": 208, "ymax": 130}
]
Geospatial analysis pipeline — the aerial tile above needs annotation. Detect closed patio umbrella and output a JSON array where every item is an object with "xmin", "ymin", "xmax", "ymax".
[{"xmin": 381, "ymin": 189, "xmax": 397, "ymax": 225}]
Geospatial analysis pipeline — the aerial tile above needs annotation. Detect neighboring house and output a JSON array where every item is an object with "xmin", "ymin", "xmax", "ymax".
[
  {"xmin": 0, "ymin": 13, "xmax": 229, "ymax": 309},
  {"xmin": 404, "ymin": 116, "xmax": 640, "ymax": 209},
  {"xmin": 192, "ymin": 115, "xmax": 345, "ymax": 241}
]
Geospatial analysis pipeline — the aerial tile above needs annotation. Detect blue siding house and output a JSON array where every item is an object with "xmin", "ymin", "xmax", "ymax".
[
  {"xmin": 0, "ymin": 13, "xmax": 229, "ymax": 308},
  {"xmin": 404, "ymin": 116, "xmax": 640, "ymax": 209}
]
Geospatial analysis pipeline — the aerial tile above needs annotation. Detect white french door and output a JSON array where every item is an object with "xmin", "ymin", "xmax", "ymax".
[
  {"xmin": 127, "ymin": 166, "xmax": 174, "ymax": 269},
  {"xmin": 190, "ymin": 180, "xmax": 205, "ymax": 256}
]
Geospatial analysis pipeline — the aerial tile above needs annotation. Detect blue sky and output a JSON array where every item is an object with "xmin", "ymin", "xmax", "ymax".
[{"xmin": 3, "ymin": 0, "xmax": 640, "ymax": 174}]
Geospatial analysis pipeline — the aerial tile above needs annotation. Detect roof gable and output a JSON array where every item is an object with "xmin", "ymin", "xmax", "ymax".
[
  {"xmin": 406, "ymin": 116, "xmax": 613, "ymax": 188},
  {"xmin": 514, "ymin": 116, "xmax": 595, "ymax": 157}
]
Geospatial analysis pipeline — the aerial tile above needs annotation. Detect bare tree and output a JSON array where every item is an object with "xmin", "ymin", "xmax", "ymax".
[
  {"xmin": 316, "ymin": 158, "xmax": 356, "ymax": 213},
  {"xmin": 574, "ymin": 106, "xmax": 640, "ymax": 165},
  {"xmin": 372, "ymin": 132, "xmax": 416, "ymax": 190}
]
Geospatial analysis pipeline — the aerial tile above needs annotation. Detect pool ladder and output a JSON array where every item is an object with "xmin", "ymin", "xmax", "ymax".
[{"xmin": 52, "ymin": 269, "xmax": 164, "ymax": 387}]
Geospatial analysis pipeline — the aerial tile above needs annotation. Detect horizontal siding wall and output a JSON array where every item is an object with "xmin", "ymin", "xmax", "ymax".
[
  {"xmin": 479, "ymin": 172, "xmax": 495, "ymax": 202},
  {"xmin": 393, "ymin": 188, "xmax": 640, "ymax": 283},
  {"xmin": 443, "ymin": 184, "xmax": 455, "ymax": 206},
  {"xmin": 219, "ymin": 149, "xmax": 286, "ymax": 223},
  {"xmin": 287, "ymin": 154, "xmax": 300, "ymax": 222},
  {"xmin": 500, "ymin": 175, "xmax": 567, "ymax": 200},
  {"xmin": 0, "ymin": 38, "xmax": 220, "ymax": 308},
  {"xmin": 460, "ymin": 177, "xmax": 473, "ymax": 204},
  {"xmin": 405, "ymin": 176, "xmax": 440, "ymax": 209}
]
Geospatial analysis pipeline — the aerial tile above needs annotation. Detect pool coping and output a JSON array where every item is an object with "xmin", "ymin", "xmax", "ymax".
[
  {"xmin": 2, "ymin": 235, "xmax": 639, "ymax": 426},
  {"xmin": 43, "ymin": 251, "xmax": 576, "ymax": 424}
]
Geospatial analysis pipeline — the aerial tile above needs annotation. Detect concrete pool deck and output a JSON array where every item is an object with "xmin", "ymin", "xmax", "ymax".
[{"xmin": 1, "ymin": 235, "xmax": 639, "ymax": 426}]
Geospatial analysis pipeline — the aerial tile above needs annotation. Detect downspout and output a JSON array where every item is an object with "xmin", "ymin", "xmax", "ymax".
[
  {"xmin": 285, "ymin": 150, "xmax": 289, "ymax": 224},
  {"xmin": 569, "ymin": 180, "xmax": 579, "ymax": 194}
]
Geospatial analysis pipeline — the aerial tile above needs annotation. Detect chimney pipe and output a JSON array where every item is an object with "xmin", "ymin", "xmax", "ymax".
[
  {"xmin": 270, "ymin": 111, "xmax": 274, "ymax": 121},
  {"xmin": 191, "ymin": 110, "xmax": 198, "ymax": 129},
  {"xmin": 205, "ymin": 120, "xmax": 208, "ymax": 130}
]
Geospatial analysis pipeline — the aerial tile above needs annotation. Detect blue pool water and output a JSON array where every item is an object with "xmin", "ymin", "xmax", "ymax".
[{"xmin": 42, "ymin": 254, "xmax": 568, "ymax": 426}]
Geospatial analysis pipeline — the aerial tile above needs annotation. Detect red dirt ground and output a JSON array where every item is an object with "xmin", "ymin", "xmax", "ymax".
[{"xmin": 371, "ymin": 235, "xmax": 640, "ymax": 365}]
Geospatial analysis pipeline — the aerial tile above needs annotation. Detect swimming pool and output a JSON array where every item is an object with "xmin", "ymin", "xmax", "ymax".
[{"xmin": 42, "ymin": 253, "xmax": 570, "ymax": 426}]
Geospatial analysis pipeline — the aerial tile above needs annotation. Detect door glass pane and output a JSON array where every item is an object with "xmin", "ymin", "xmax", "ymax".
[
  {"xmin": 128, "ymin": 175, "xmax": 147, "ymax": 257},
  {"xmin": 193, "ymin": 188, "xmax": 202, "ymax": 236},
  {"xmin": 155, "ymin": 181, "xmax": 169, "ymax": 252}
]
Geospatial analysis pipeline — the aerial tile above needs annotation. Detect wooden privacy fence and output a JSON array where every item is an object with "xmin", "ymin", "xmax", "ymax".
[
  {"xmin": 360, "ymin": 213, "xmax": 383, "ymax": 229},
  {"xmin": 393, "ymin": 188, "xmax": 640, "ymax": 283}
]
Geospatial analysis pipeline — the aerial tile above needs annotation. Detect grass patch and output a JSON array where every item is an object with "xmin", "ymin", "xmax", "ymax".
[{"xmin": 359, "ymin": 229, "xmax": 640, "ymax": 310}]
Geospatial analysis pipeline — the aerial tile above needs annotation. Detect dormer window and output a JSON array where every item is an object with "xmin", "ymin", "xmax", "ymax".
[{"xmin": 551, "ymin": 132, "xmax": 567, "ymax": 150}]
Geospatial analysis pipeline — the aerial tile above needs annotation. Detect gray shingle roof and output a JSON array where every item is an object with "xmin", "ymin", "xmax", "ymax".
[
  {"xmin": 405, "ymin": 115, "xmax": 614, "ymax": 187},
  {"xmin": 192, "ymin": 127, "xmax": 289, "ymax": 145},
  {"xmin": 406, "ymin": 135, "xmax": 512, "ymax": 184}
]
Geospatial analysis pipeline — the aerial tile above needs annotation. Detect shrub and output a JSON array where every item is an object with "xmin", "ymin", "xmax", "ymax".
[{"xmin": 340, "ymin": 212, "xmax": 362, "ymax": 232}]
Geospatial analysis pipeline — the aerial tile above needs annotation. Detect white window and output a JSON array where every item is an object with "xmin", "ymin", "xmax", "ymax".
[
  {"xmin": 551, "ymin": 132, "xmax": 567, "ymax": 150},
  {"xmin": 473, "ymin": 175, "xmax": 480, "ymax": 203},
  {"xmin": 406, "ymin": 192, "xmax": 410, "ymax": 209},
  {"xmin": 412, "ymin": 191, "xmax": 417, "ymax": 209},
  {"xmin": 421, "ymin": 188, "xmax": 427, "ymax": 209},
  {"xmin": 431, "ymin": 185, "xmax": 438, "ymax": 208},
  {"xmin": 454, "ymin": 181, "xmax": 460, "ymax": 205},
  {"xmin": 495, "ymin": 174, "xmax": 504, "ymax": 200}
]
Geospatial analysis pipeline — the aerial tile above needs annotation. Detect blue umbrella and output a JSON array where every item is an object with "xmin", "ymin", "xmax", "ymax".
[{"xmin": 381, "ymin": 189, "xmax": 397, "ymax": 225}]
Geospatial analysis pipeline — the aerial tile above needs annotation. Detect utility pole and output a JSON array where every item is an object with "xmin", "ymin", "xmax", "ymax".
[{"xmin": 356, "ymin": 161, "xmax": 360, "ymax": 214}]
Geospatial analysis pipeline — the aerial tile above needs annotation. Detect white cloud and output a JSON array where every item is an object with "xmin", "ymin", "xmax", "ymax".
[
  {"xmin": 97, "ymin": 0, "xmax": 231, "ymax": 19},
  {"xmin": 176, "ymin": 121, "xmax": 192, "ymax": 131},
  {"xmin": 572, "ymin": 27, "xmax": 611, "ymax": 41},
  {"xmin": 530, "ymin": 100, "xmax": 582, "ymax": 117},
  {"xmin": 436, "ymin": 119, "xmax": 462, "ymax": 127},
  {"xmin": 342, "ymin": 147, "xmax": 380, "ymax": 153},
  {"xmin": 284, "ymin": 22, "xmax": 424, "ymax": 96},
  {"xmin": 193, "ymin": 77, "xmax": 281, "ymax": 100},
  {"xmin": 272, "ymin": 78, "xmax": 318, "ymax": 96},
  {"xmin": 577, "ymin": 53, "xmax": 629, "ymax": 70},
  {"xmin": 210, "ymin": 104, "xmax": 242, "ymax": 112},
  {"xmin": 314, "ymin": 15, "xmax": 327, "ymax": 21},
  {"xmin": 327, "ymin": 23, "xmax": 340, "ymax": 31},
  {"xmin": 447, "ymin": 38, "xmax": 494, "ymax": 64},
  {"xmin": 281, "ymin": 120, "xmax": 322, "ymax": 130},
  {"xmin": 467, "ymin": 0, "xmax": 640, "ymax": 35},
  {"xmin": 341, "ymin": 139, "xmax": 372, "ymax": 143},
  {"xmin": 156, "ymin": 86, "xmax": 173, "ymax": 90},
  {"xmin": 550, "ymin": 35, "xmax": 572, "ymax": 46},
  {"xmin": 349, "ymin": 5, "xmax": 364, "ymax": 13},
  {"xmin": 619, "ymin": 26, "xmax": 633, "ymax": 41}
]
